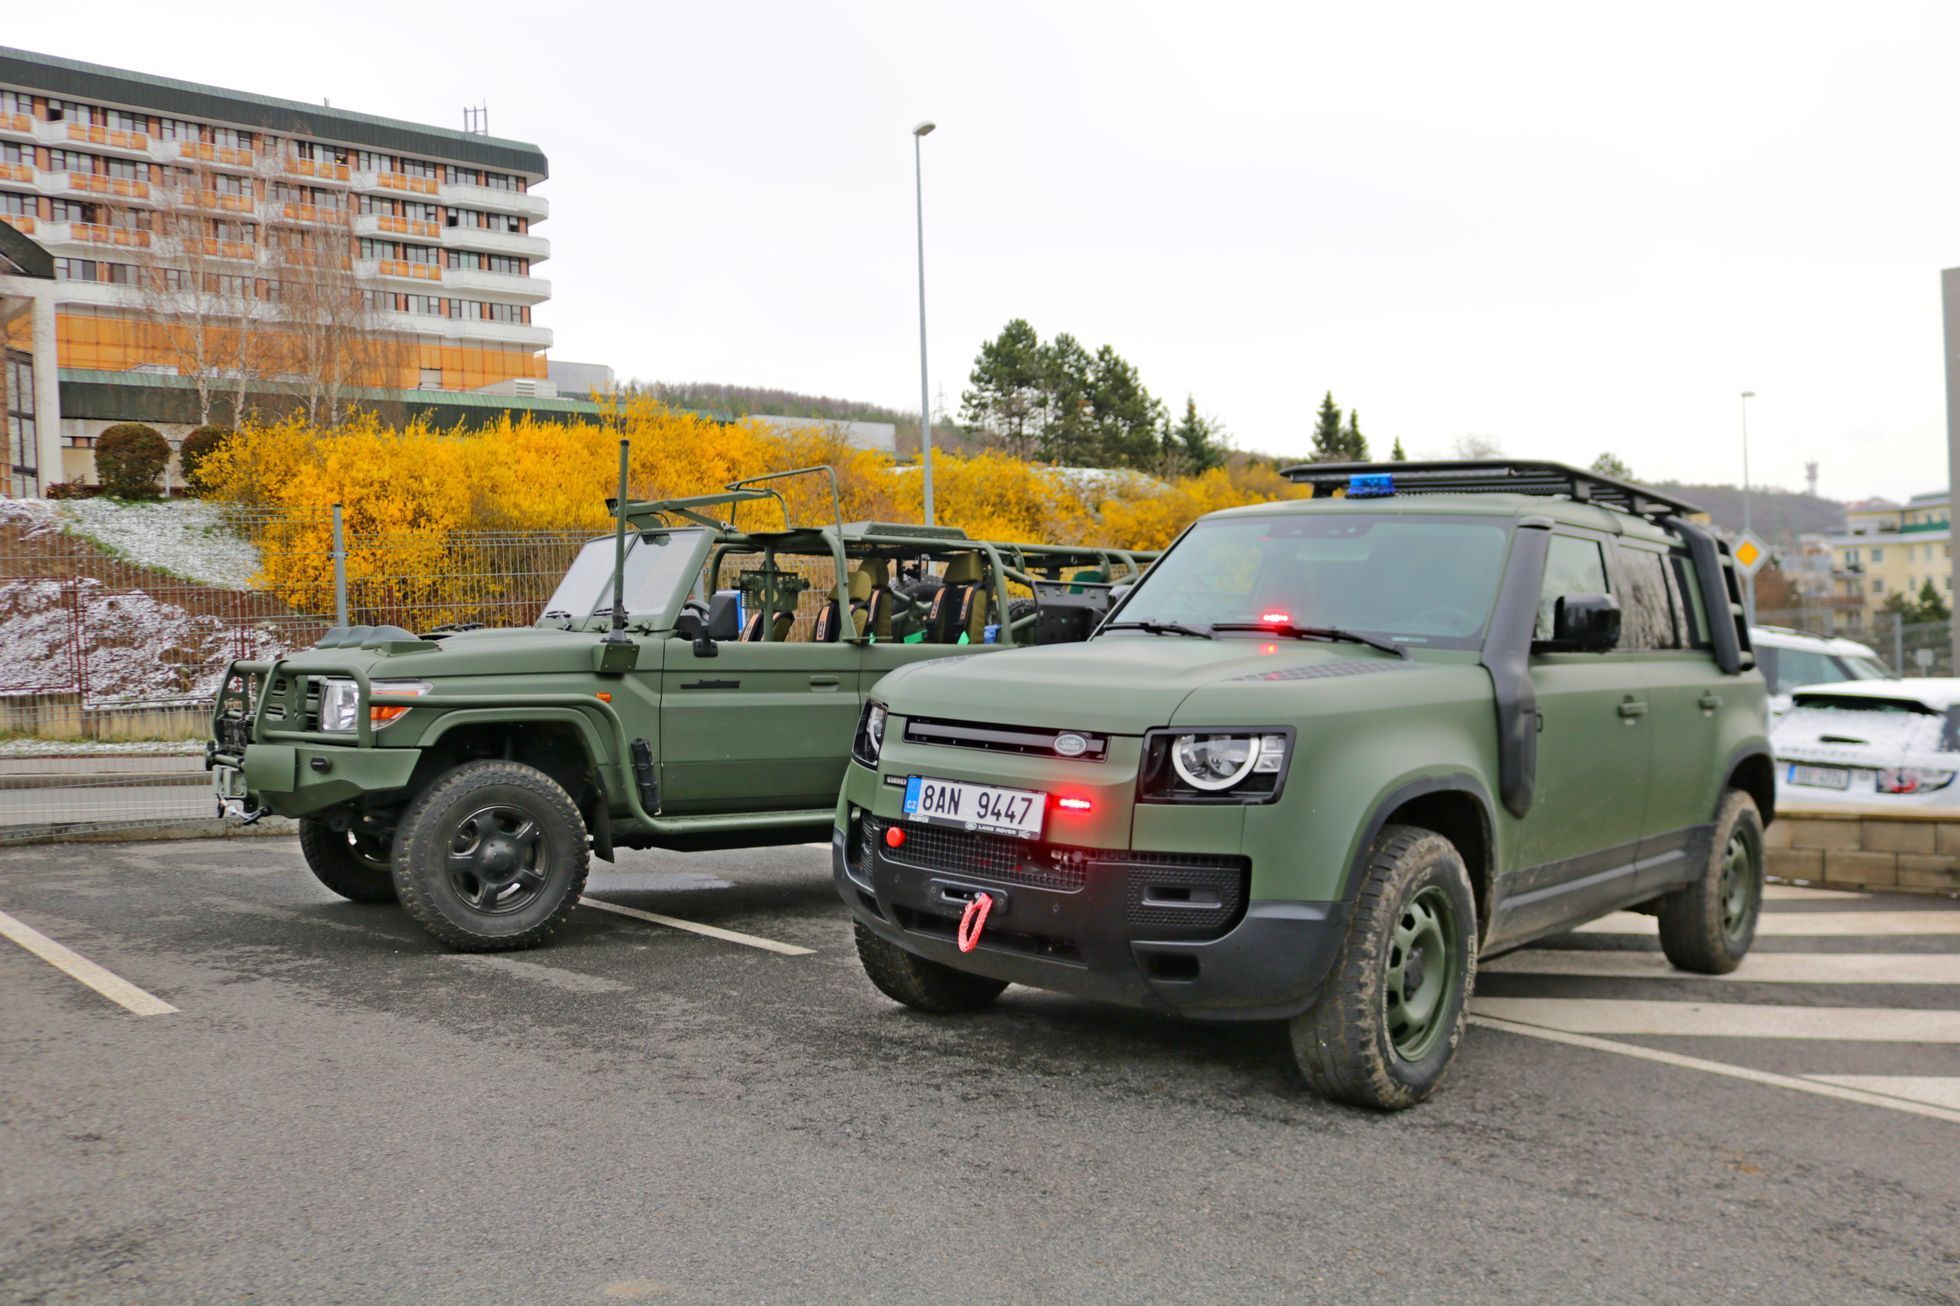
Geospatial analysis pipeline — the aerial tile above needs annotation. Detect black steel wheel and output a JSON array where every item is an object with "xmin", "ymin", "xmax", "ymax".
[
  {"xmin": 392, "ymin": 761, "xmax": 589, "ymax": 951},
  {"xmin": 1657, "ymin": 790, "xmax": 1764, "ymax": 975},
  {"xmin": 297, "ymin": 817, "xmax": 398, "ymax": 904}
]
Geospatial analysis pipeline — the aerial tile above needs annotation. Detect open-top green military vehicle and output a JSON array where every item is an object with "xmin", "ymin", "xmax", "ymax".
[{"xmin": 210, "ymin": 456, "xmax": 1151, "ymax": 951}]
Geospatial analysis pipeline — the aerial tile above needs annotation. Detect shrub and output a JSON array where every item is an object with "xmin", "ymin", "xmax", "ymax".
[
  {"xmin": 94, "ymin": 423, "xmax": 172, "ymax": 499},
  {"xmin": 44, "ymin": 480, "xmax": 95, "ymax": 500},
  {"xmin": 177, "ymin": 425, "xmax": 233, "ymax": 495}
]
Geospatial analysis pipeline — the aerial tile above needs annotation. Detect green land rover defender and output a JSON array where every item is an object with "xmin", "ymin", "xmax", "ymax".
[
  {"xmin": 210, "ymin": 467, "xmax": 1149, "ymax": 952},
  {"xmin": 835, "ymin": 461, "xmax": 1773, "ymax": 1110}
]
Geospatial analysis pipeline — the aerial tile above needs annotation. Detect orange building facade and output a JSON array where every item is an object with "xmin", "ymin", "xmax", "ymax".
[{"xmin": 0, "ymin": 46, "xmax": 553, "ymax": 491}]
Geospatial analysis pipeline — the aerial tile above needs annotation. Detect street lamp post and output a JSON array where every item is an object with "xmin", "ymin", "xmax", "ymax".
[
  {"xmin": 1741, "ymin": 390, "xmax": 1757, "ymax": 623},
  {"xmin": 912, "ymin": 120, "xmax": 937, "ymax": 526}
]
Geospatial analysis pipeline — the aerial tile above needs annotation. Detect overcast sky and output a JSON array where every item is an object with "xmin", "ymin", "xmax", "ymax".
[{"xmin": 14, "ymin": 1, "xmax": 1960, "ymax": 501}]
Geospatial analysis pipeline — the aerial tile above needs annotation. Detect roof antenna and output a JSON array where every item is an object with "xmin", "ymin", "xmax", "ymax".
[{"xmin": 463, "ymin": 104, "xmax": 489, "ymax": 135}]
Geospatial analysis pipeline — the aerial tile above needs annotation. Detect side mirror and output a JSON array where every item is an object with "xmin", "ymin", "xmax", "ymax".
[
  {"xmin": 674, "ymin": 611, "xmax": 719, "ymax": 657},
  {"xmin": 1107, "ymin": 582, "xmax": 1133, "ymax": 608},
  {"xmin": 1544, "ymin": 593, "xmax": 1621, "ymax": 653},
  {"xmin": 707, "ymin": 590, "xmax": 742, "ymax": 642}
]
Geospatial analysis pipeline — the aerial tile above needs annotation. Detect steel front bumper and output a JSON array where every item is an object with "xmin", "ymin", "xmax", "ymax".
[{"xmin": 832, "ymin": 816, "xmax": 1350, "ymax": 1022}]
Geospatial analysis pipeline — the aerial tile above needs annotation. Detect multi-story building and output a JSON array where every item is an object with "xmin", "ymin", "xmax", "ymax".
[
  {"xmin": 1817, "ymin": 491, "xmax": 1952, "ymax": 633},
  {"xmin": 0, "ymin": 46, "xmax": 563, "ymax": 494}
]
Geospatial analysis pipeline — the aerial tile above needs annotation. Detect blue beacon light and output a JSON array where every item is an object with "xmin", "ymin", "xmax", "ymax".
[{"xmin": 1347, "ymin": 473, "xmax": 1395, "ymax": 498}]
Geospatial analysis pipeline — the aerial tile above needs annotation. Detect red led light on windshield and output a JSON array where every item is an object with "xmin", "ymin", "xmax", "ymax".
[
  {"xmin": 1259, "ymin": 611, "xmax": 1291, "ymax": 625},
  {"xmin": 1056, "ymin": 796, "xmax": 1093, "ymax": 813}
]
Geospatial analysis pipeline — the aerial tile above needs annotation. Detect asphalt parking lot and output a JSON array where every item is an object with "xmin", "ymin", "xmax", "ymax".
[{"xmin": 1, "ymin": 837, "xmax": 1956, "ymax": 1304}]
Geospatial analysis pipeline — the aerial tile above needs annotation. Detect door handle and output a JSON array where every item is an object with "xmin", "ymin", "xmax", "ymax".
[
  {"xmin": 809, "ymin": 675, "xmax": 840, "ymax": 688},
  {"xmin": 1617, "ymin": 698, "xmax": 1647, "ymax": 720},
  {"xmin": 1698, "ymin": 691, "xmax": 1723, "ymax": 712}
]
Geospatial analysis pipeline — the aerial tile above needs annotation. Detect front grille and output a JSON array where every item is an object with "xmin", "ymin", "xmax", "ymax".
[
  {"xmin": 902, "ymin": 715, "xmax": 1109, "ymax": 762},
  {"xmin": 882, "ymin": 818, "xmax": 1087, "ymax": 891}
]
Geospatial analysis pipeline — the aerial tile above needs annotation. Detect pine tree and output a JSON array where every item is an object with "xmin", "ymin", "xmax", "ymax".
[
  {"xmin": 1342, "ymin": 408, "xmax": 1369, "ymax": 461},
  {"xmin": 1309, "ymin": 392, "xmax": 1347, "ymax": 462},
  {"xmin": 1168, "ymin": 396, "xmax": 1224, "ymax": 473},
  {"xmin": 1391, "ymin": 437, "xmax": 1408, "ymax": 461},
  {"xmin": 1918, "ymin": 580, "xmax": 1951, "ymax": 623}
]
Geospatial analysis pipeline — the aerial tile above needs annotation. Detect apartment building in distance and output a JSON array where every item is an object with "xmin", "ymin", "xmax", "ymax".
[
  {"xmin": 1814, "ymin": 490, "xmax": 1952, "ymax": 633},
  {"xmin": 0, "ymin": 46, "xmax": 591, "ymax": 495}
]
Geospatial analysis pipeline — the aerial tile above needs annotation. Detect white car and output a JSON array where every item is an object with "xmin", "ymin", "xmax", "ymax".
[
  {"xmin": 1751, "ymin": 625, "xmax": 1894, "ymax": 718},
  {"xmin": 1772, "ymin": 678, "xmax": 1960, "ymax": 810}
]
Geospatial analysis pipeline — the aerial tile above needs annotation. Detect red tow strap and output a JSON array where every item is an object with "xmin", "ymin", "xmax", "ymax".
[{"xmin": 957, "ymin": 892, "xmax": 994, "ymax": 953}]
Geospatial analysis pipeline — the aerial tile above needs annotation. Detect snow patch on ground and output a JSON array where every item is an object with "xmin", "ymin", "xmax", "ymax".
[
  {"xmin": 0, "ymin": 577, "xmax": 283, "ymax": 703},
  {"xmin": 0, "ymin": 498, "xmax": 262, "ymax": 589},
  {"xmin": 0, "ymin": 738, "xmax": 204, "ymax": 757}
]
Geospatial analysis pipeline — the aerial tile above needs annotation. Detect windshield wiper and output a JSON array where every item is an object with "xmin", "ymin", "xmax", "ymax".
[
  {"xmin": 1212, "ymin": 622, "xmax": 1407, "ymax": 659},
  {"xmin": 1103, "ymin": 620, "xmax": 1215, "ymax": 639}
]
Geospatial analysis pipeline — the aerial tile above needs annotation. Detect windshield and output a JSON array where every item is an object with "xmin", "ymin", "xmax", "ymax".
[
  {"xmin": 1841, "ymin": 655, "xmax": 1895, "ymax": 682},
  {"xmin": 540, "ymin": 529, "xmax": 709, "ymax": 627},
  {"xmin": 1108, "ymin": 513, "xmax": 1511, "ymax": 648}
]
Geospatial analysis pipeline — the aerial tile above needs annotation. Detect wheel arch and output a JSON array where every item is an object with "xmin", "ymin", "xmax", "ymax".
[
  {"xmin": 1346, "ymin": 774, "xmax": 1499, "ymax": 941},
  {"xmin": 408, "ymin": 709, "xmax": 620, "ymax": 836},
  {"xmin": 1723, "ymin": 744, "xmax": 1776, "ymax": 826}
]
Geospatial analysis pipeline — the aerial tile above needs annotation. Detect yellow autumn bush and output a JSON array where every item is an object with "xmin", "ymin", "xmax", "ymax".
[{"xmin": 197, "ymin": 400, "xmax": 1308, "ymax": 616}]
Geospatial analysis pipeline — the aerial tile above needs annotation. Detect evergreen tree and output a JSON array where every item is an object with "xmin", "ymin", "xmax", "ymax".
[
  {"xmin": 960, "ymin": 319, "xmax": 1047, "ymax": 457},
  {"xmin": 1590, "ymin": 452, "xmax": 1634, "ymax": 480},
  {"xmin": 1391, "ymin": 437, "xmax": 1408, "ymax": 461},
  {"xmin": 1918, "ymin": 580, "xmax": 1951, "ymax": 623},
  {"xmin": 1309, "ymin": 392, "xmax": 1347, "ymax": 462},
  {"xmin": 1086, "ymin": 344, "xmax": 1164, "ymax": 468},
  {"xmin": 1167, "ymin": 396, "xmax": 1225, "ymax": 473},
  {"xmin": 1341, "ymin": 408, "xmax": 1369, "ymax": 461},
  {"xmin": 1038, "ymin": 332, "xmax": 1097, "ymax": 464}
]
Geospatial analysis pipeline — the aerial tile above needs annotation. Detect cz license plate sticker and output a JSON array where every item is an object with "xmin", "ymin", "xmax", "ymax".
[
  {"xmin": 903, "ymin": 776, "xmax": 1045, "ymax": 839},
  {"xmin": 1787, "ymin": 764, "xmax": 1852, "ymax": 790}
]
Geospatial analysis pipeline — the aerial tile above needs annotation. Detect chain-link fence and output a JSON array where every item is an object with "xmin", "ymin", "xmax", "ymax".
[
  {"xmin": 1, "ymin": 499, "xmax": 591, "ymax": 842},
  {"xmin": 1755, "ymin": 608, "xmax": 1954, "ymax": 678}
]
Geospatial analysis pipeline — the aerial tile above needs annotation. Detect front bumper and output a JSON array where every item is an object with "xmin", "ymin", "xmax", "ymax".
[{"xmin": 833, "ymin": 812, "xmax": 1348, "ymax": 1022}]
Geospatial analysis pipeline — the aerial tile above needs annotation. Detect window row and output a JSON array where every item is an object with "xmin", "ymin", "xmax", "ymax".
[
  {"xmin": 379, "ymin": 294, "xmax": 533, "ymax": 323},
  {"xmin": 0, "ymin": 91, "xmax": 532, "ymax": 192}
]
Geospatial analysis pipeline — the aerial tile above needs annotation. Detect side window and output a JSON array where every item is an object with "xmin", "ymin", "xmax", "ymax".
[
  {"xmin": 1536, "ymin": 534, "xmax": 1608, "ymax": 639},
  {"xmin": 1671, "ymin": 552, "xmax": 1710, "ymax": 648},
  {"xmin": 1618, "ymin": 546, "xmax": 1678, "ymax": 649}
]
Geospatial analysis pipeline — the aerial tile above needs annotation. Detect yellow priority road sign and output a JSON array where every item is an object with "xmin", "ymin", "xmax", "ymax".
[{"xmin": 1731, "ymin": 531, "xmax": 1768, "ymax": 576}]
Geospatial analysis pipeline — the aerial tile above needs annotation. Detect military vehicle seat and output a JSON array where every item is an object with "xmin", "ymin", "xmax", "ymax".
[
  {"xmin": 812, "ymin": 599, "xmax": 842, "ymax": 642},
  {"xmin": 927, "ymin": 553, "xmax": 985, "ymax": 643},
  {"xmin": 850, "ymin": 561, "xmax": 892, "ymax": 639}
]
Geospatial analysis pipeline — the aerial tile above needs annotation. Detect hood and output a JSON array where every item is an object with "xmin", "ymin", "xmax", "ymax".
[
  {"xmin": 278, "ymin": 625, "xmax": 607, "ymax": 679},
  {"xmin": 877, "ymin": 636, "xmax": 1456, "ymax": 734},
  {"xmin": 1773, "ymin": 696, "xmax": 1960, "ymax": 771}
]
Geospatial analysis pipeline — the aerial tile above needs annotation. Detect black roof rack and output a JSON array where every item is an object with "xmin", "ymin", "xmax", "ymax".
[{"xmin": 1278, "ymin": 459, "xmax": 1705, "ymax": 521}]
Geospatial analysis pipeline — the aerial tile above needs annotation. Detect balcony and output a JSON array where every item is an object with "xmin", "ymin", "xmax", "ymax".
[
  {"xmin": 439, "ymin": 266, "xmax": 550, "ymax": 302},
  {"xmin": 0, "ymin": 213, "xmax": 33, "ymax": 235},
  {"xmin": 171, "ymin": 140, "xmax": 255, "ymax": 170},
  {"xmin": 355, "ymin": 212, "xmax": 441, "ymax": 240},
  {"xmin": 439, "ymin": 225, "xmax": 549, "ymax": 262},
  {"xmin": 285, "ymin": 156, "xmax": 352, "ymax": 184},
  {"xmin": 42, "ymin": 171, "xmax": 151, "ymax": 201},
  {"xmin": 438, "ymin": 180, "xmax": 548, "ymax": 220},
  {"xmin": 355, "ymin": 170, "xmax": 440, "ymax": 197},
  {"xmin": 37, "ymin": 221, "xmax": 152, "ymax": 250},
  {"xmin": 364, "ymin": 258, "xmax": 443, "ymax": 283},
  {"xmin": 52, "ymin": 122, "xmax": 151, "ymax": 156},
  {"xmin": 381, "ymin": 311, "xmax": 552, "ymax": 349},
  {"xmin": 0, "ymin": 112, "xmax": 31, "ymax": 138},
  {"xmin": 276, "ymin": 202, "xmax": 351, "ymax": 227},
  {"xmin": 0, "ymin": 162, "xmax": 30, "ymax": 185}
]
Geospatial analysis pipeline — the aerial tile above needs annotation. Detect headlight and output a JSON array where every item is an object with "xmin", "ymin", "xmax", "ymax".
[
  {"xmin": 853, "ymin": 700, "xmax": 888, "ymax": 768},
  {"xmin": 317, "ymin": 678, "xmax": 432, "ymax": 733},
  {"xmin": 1140, "ymin": 728, "xmax": 1292, "ymax": 803}
]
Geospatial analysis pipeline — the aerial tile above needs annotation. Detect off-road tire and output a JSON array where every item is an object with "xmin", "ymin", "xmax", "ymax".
[
  {"xmin": 297, "ymin": 818, "xmax": 397, "ymax": 904},
  {"xmin": 392, "ymin": 760, "xmax": 590, "ymax": 952},
  {"xmin": 1290, "ymin": 825, "xmax": 1478, "ymax": 1111},
  {"xmin": 1657, "ymin": 790, "xmax": 1763, "ymax": 975},
  {"xmin": 855, "ymin": 922, "xmax": 1008, "ymax": 1013}
]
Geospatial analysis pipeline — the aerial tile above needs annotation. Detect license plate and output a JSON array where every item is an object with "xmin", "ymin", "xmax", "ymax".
[
  {"xmin": 903, "ymin": 776, "xmax": 1045, "ymax": 839},
  {"xmin": 1788, "ymin": 764, "xmax": 1852, "ymax": 790}
]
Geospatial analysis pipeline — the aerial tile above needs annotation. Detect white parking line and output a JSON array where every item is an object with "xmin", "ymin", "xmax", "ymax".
[
  {"xmin": 1576, "ymin": 910, "xmax": 1960, "ymax": 937},
  {"xmin": 1801, "ymin": 1075, "xmax": 1960, "ymax": 1113},
  {"xmin": 1470, "ymin": 997, "xmax": 1960, "ymax": 1043},
  {"xmin": 0, "ymin": 907, "xmax": 176, "ymax": 1017},
  {"xmin": 579, "ymin": 897, "xmax": 815, "ymax": 957},
  {"xmin": 1470, "ymin": 1016, "xmax": 1960, "ymax": 1126},
  {"xmin": 1482, "ymin": 950, "xmax": 1960, "ymax": 984}
]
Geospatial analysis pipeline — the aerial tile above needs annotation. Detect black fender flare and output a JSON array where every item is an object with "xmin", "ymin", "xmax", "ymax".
[{"xmin": 1340, "ymin": 772, "xmax": 1501, "ymax": 931}]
